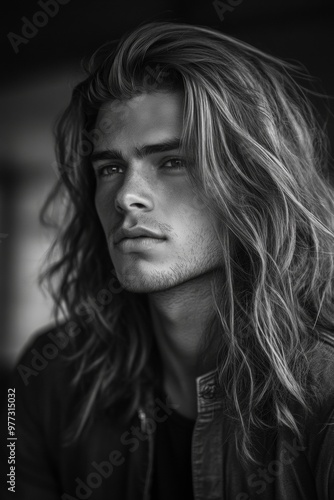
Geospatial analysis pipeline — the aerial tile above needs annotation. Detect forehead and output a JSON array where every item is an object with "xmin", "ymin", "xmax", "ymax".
[{"xmin": 94, "ymin": 91, "xmax": 184, "ymax": 149}]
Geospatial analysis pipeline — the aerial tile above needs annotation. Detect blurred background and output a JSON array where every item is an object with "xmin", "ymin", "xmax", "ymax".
[{"xmin": 1, "ymin": 0, "xmax": 334, "ymax": 371}]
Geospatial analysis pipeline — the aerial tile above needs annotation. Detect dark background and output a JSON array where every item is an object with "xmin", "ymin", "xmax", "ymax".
[{"xmin": 1, "ymin": 0, "xmax": 334, "ymax": 369}]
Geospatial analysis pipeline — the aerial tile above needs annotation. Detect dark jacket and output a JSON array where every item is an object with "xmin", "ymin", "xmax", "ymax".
[{"xmin": 4, "ymin": 325, "xmax": 334, "ymax": 499}]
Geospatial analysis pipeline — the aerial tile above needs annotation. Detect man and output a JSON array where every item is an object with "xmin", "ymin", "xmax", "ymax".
[{"xmin": 11, "ymin": 21, "xmax": 334, "ymax": 499}]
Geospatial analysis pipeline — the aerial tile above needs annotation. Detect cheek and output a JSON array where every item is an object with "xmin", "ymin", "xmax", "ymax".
[
  {"xmin": 168, "ymin": 187, "xmax": 212, "ymax": 232},
  {"xmin": 173, "ymin": 196, "xmax": 220, "ymax": 249},
  {"xmin": 164, "ymin": 181, "xmax": 199, "ymax": 216}
]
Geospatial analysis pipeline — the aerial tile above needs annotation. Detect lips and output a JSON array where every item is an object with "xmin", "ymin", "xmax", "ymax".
[{"xmin": 114, "ymin": 226, "xmax": 166, "ymax": 245}]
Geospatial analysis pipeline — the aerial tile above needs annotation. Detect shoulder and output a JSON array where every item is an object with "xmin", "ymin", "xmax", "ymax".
[
  {"xmin": 12, "ymin": 321, "xmax": 90, "ymax": 449},
  {"xmin": 14, "ymin": 320, "xmax": 82, "ymax": 389},
  {"xmin": 18, "ymin": 320, "xmax": 82, "ymax": 359},
  {"xmin": 300, "ymin": 332, "xmax": 334, "ymax": 488},
  {"xmin": 309, "ymin": 330, "xmax": 334, "ymax": 399},
  {"xmin": 13, "ymin": 321, "xmax": 85, "ymax": 421},
  {"xmin": 303, "ymin": 331, "xmax": 334, "ymax": 444}
]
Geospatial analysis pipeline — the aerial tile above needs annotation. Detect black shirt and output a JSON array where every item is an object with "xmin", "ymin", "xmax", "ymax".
[{"xmin": 151, "ymin": 399, "xmax": 195, "ymax": 499}]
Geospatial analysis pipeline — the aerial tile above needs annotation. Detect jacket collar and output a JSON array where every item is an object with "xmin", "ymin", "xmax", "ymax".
[{"xmin": 196, "ymin": 369, "xmax": 223, "ymax": 414}]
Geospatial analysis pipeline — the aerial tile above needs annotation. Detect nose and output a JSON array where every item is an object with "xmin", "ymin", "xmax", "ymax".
[{"xmin": 115, "ymin": 168, "xmax": 154, "ymax": 214}]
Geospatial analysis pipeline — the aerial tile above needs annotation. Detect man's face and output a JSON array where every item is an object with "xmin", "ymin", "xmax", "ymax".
[{"xmin": 92, "ymin": 91, "xmax": 223, "ymax": 292}]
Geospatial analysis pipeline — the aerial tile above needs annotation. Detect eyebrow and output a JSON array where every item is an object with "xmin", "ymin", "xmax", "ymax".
[{"xmin": 90, "ymin": 138, "xmax": 182, "ymax": 164}]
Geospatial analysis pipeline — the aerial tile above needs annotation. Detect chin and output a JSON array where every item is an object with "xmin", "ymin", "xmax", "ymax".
[
  {"xmin": 117, "ymin": 276, "xmax": 172, "ymax": 294},
  {"xmin": 121, "ymin": 283, "xmax": 158, "ymax": 293},
  {"xmin": 114, "ymin": 266, "xmax": 183, "ymax": 294}
]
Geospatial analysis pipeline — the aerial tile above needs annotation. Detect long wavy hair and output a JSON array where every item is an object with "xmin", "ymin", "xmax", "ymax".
[{"xmin": 40, "ymin": 21, "xmax": 334, "ymax": 463}]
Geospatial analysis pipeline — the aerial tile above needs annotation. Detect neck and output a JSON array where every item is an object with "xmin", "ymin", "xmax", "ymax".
[{"xmin": 148, "ymin": 272, "xmax": 217, "ymax": 418}]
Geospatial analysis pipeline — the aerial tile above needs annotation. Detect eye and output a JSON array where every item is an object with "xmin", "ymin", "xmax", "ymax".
[
  {"xmin": 95, "ymin": 165, "xmax": 125, "ymax": 177},
  {"xmin": 162, "ymin": 158, "xmax": 186, "ymax": 170}
]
